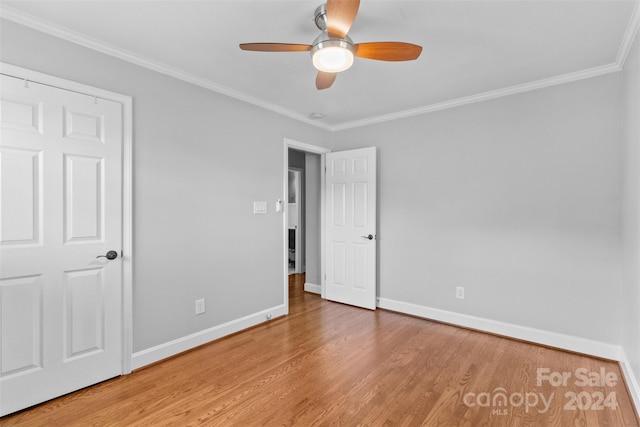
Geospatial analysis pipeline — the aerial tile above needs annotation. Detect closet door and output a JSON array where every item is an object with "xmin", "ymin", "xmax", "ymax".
[{"xmin": 1, "ymin": 74, "xmax": 124, "ymax": 416}]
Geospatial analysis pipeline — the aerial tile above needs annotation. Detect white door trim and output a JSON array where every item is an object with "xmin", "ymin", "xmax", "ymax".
[
  {"xmin": 0, "ymin": 62, "xmax": 134, "ymax": 374},
  {"xmin": 283, "ymin": 138, "xmax": 330, "ymax": 310}
]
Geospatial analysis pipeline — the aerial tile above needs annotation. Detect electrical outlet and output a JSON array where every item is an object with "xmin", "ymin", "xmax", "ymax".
[
  {"xmin": 456, "ymin": 287, "xmax": 465, "ymax": 300},
  {"xmin": 195, "ymin": 298, "xmax": 205, "ymax": 315}
]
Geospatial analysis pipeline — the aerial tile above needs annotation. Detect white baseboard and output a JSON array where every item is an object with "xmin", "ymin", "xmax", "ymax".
[
  {"xmin": 131, "ymin": 304, "xmax": 287, "ymax": 370},
  {"xmin": 377, "ymin": 297, "xmax": 621, "ymax": 360},
  {"xmin": 377, "ymin": 297, "xmax": 640, "ymax": 415},
  {"xmin": 128, "ymin": 296, "xmax": 640, "ymax": 416},
  {"xmin": 620, "ymin": 349, "xmax": 640, "ymax": 415},
  {"xmin": 304, "ymin": 282, "xmax": 321, "ymax": 294}
]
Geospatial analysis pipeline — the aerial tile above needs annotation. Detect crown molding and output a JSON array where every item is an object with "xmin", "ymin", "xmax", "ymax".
[
  {"xmin": 1, "ymin": 3, "xmax": 635, "ymax": 133},
  {"xmin": 332, "ymin": 0, "xmax": 639, "ymax": 132},
  {"xmin": 329, "ymin": 63, "xmax": 621, "ymax": 131},
  {"xmin": 0, "ymin": 5, "xmax": 333, "ymax": 132},
  {"xmin": 616, "ymin": 0, "xmax": 640, "ymax": 68}
]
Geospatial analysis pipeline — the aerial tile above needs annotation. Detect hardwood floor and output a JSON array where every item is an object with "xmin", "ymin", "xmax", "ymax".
[{"xmin": 2, "ymin": 274, "xmax": 638, "ymax": 426}]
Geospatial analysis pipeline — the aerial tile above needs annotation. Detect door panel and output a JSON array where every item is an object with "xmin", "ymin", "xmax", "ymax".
[
  {"xmin": 0, "ymin": 75, "xmax": 123, "ymax": 416},
  {"xmin": 332, "ymin": 183, "xmax": 346, "ymax": 226},
  {"xmin": 64, "ymin": 154, "xmax": 104, "ymax": 242},
  {"xmin": 332, "ymin": 241, "xmax": 347, "ymax": 286},
  {"xmin": 63, "ymin": 267, "xmax": 105, "ymax": 359},
  {"xmin": 0, "ymin": 147, "xmax": 42, "ymax": 244},
  {"xmin": 1, "ymin": 275, "xmax": 43, "ymax": 376},
  {"xmin": 325, "ymin": 147, "xmax": 377, "ymax": 310}
]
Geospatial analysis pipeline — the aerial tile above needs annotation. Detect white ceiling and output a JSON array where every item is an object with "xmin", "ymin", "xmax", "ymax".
[{"xmin": 1, "ymin": 1, "xmax": 639, "ymax": 130}]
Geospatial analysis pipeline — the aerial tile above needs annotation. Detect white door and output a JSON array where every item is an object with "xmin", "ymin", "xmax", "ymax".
[
  {"xmin": 325, "ymin": 147, "xmax": 377, "ymax": 310},
  {"xmin": 0, "ymin": 75, "xmax": 123, "ymax": 416}
]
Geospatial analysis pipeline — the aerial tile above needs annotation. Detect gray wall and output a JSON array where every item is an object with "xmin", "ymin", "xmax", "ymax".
[
  {"xmin": 0, "ymin": 19, "xmax": 328, "ymax": 352},
  {"xmin": 331, "ymin": 74, "xmax": 623, "ymax": 344},
  {"xmin": 305, "ymin": 153, "xmax": 322, "ymax": 286},
  {"xmin": 1, "ymin": 18, "xmax": 637, "ymax": 379},
  {"xmin": 622, "ymin": 29, "xmax": 640, "ymax": 383}
]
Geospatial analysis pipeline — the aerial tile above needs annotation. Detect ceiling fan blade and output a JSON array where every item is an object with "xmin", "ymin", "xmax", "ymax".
[
  {"xmin": 354, "ymin": 42, "xmax": 423, "ymax": 61},
  {"xmin": 239, "ymin": 43, "xmax": 311, "ymax": 52},
  {"xmin": 326, "ymin": 0, "xmax": 360, "ymax": 38},
  {"xmin": 316, "ymin": 71, "xmax": 337, "ymax": 90}
]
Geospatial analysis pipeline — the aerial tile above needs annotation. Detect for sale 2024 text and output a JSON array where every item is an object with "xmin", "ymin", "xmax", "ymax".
[{"xmin": 537, "ymin": 367, "xmax": 618, "ymax": 411}]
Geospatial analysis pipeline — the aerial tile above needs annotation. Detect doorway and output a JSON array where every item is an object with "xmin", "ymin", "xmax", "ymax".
[
  {"xmin": 288, "ymin": 167, "xmax": 302, "ymax": 274},
  {"xmin": 283, "ymin": 139, "xmax": 379, "ymax": 313},
  {"xmin": 283, "ymin": 139, "xmax": 329, "ymax": 310}
]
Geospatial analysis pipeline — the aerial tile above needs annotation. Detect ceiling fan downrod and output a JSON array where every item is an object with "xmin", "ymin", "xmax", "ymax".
[{"xmin": 314, "ymin": 4, "xmax": 328, "ymax": 31}]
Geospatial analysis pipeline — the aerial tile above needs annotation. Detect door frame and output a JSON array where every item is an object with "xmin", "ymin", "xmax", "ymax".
[
  {"xmin": 283, "ymin": 139, "xmax": 330, "ymax": 311},
  {"xmin": 1, "ymin": 62, "xmax": 134, "ymax": 374}
]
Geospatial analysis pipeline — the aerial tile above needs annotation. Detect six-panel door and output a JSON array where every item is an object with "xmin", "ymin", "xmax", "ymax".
[
  {"xmin": 0, "ymin": 75, "xmax": 123, "ymax": 416},
  {"xmin": 325, "ymin": 147, "xmax": 377, "ymax": 310}
]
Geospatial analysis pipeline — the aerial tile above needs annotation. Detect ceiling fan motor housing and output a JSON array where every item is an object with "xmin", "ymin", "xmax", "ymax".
[
  {"xmin": 311, "ymin": 32, "xmax": 354, "ymax": 55},
  {"xmin": 314, "ymin": 4, "xmax": 328, "ymax": 31}
]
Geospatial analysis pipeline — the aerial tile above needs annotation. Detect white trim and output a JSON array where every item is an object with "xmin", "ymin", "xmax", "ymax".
[
  {"xmin": 304, "ymin": 282, "xmax": 322, "ymax": 294},
  {"xmin": 131, "ymin": 304, "xmax": 287, "ymax": 370},
  {"xmin": 0, "ymin": 62, "xmax": 134, "ymax": 374},
  {"xmin": 0, "ymin": 4, "xmax": 629, "ymax": 132},
  {"xmin": 283, "ymin": 144, "xmax": 289, "ymax": 315},
  {"xmin": 330, "ymin": 63, "xmax": 620, "ymax": 131},
  {"xmin": 620, "ymin": 349, "xmax": 640, "ymax": 415},
  {"xmin": 0, "ymin": 5, "xmax": 332, "ymax": 132},
  {"xmin": 379, "ymin": 297, "xmax": 640, "ymax": 415},
  {"xmin": 285, "ymin": 138, "xmax": 331, "ymax": 155},
  {"xmin": 319, "ymin": 154, "xmax": 326, "ymax": 299},
  {"xmin": 617, "ymin": 0, "xmax": 640, "ymax": 68},
  {"xmin": 377, "ymin": 297, "xmax": 621, "ymax": 360},
  {"xmin": 121, "ymin": 96, "xmax": 134, "ymax": 374}
]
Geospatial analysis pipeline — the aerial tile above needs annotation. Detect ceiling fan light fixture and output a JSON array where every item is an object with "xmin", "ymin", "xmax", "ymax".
[
  {"xmin": 313, "ymin": 46, "xmax": 354, "ymax": 72},
  {"xmin": 240, "ymin": 1, "xmax": 423, "ymax": 89},
  {"xmin": 310, "ymin": 33, "xmax": 355, "ymax": 73}
]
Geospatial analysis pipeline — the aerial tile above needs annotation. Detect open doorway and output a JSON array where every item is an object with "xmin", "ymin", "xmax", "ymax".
[
  {"xmin": 287, "ymin": 166, "xmax": 302, "ymax": 274},
  {"xmin": 283, "ymin": 139, "xmax": 379, "ymax": 312},
  {"xmin": 284, "ymin": 139, "xmax": 330, "ymax": 311}
]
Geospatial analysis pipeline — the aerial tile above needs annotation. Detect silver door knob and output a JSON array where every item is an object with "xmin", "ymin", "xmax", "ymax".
[
  {"xmin": 361, "ymin": 234, "xmax": 374, "ymax": 240},
  {"xmin": 97, "ymin": 250, "xmax": 118, "ymax": 260}
]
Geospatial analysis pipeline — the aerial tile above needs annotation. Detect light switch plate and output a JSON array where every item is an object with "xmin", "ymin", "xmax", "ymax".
[{"xmin": 253, "ymin": 201, "xmax": 268, "ymax": 214}]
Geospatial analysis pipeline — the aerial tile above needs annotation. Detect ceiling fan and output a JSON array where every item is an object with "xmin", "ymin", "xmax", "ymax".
[{"xmin": 239, "ymin": 0, "xmax": 423, "ymax": 90}]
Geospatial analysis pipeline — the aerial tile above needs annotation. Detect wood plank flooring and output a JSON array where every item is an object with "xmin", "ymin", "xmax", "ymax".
[{"xmin": 2, "ymin": 274, "xmax": 638, "ymax": 426}]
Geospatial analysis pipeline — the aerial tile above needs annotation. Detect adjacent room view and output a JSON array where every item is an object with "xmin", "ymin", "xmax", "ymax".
[{"xmin": 1, "ymin": 0, "xmax": 640, "ymax": 425}]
